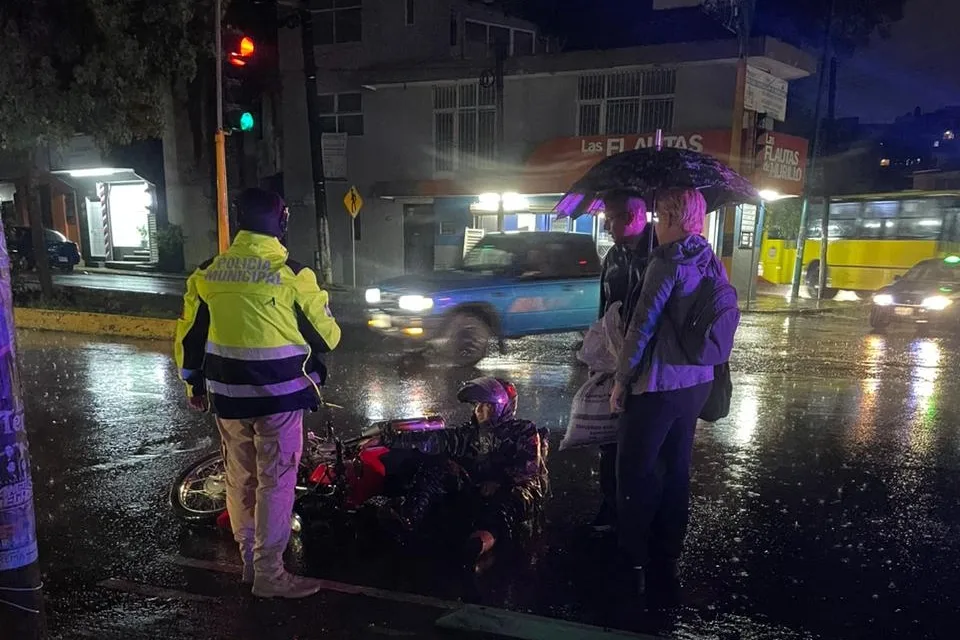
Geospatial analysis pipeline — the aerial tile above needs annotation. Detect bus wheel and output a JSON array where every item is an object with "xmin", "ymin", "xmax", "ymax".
[{"xmin": 805, "ymin": 262, "xmax": 838, "ymax": 300}]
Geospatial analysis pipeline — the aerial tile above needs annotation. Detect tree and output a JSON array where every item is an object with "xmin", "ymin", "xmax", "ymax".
[
  {"xmin": 0, "ymin": 0, "xmax": 218, "ymax": 295},
  {"xmin": 0, "ymin": 3, "xmax": 217, "ymax": 636},
  {"xmin": 764, "ymin": 197, "xmax": 804, "ymax": 240}
]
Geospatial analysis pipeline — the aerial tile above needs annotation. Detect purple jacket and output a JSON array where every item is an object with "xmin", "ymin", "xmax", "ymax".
[{"xmin": 615, "ymin": 234, "xmax": 722, "ymax": 394}]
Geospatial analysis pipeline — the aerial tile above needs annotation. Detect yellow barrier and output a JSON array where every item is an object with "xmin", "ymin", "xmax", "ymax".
[{"xmin": 13, "ymin": 307, "xmax": 176, "ymax": 341}]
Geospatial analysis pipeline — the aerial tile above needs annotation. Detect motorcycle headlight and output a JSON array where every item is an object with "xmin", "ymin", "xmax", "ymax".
[
  {"xmin": 398, "ymin": 295, "xmax": 434, "ymax": 312},
  {"xmin": 873, "ymin": 294, "xmax": 893, "ymax": 306},
  {"xmin": 365, "ymin": 288, "xmax": 381, "ymax": 304},
  {"xmin": 922, "ymin": 295, "xmax": 952, "ymax": 311}
]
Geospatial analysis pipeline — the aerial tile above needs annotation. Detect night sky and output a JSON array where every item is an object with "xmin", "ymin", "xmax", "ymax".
[
  {"xmin": 521, "ymin": 0, "xmax": 958, "ymax": 125},
  {"xmin": 835, "ymin": 0, "xmax": 960, "ymax": 122}
]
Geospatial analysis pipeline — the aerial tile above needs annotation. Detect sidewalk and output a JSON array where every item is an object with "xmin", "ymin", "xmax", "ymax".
[{"xmin": 744, "ymin": 295, "xmax": 859, "ymax": 314}]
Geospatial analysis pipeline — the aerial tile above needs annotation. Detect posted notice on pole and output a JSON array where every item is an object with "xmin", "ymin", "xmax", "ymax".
[{"xmin": 745, "ymin": 65, "xmax": 788, "ymax": 122}]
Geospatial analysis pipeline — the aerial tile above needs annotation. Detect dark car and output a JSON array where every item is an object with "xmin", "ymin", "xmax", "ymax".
[
  {"xmin": 5, "ymin": 226, "xmax": 81, "ymax": 273},
  {"xmin": 365, "ymin": 231, "xmax": 602, "ymax": 365},
  {"xmin": 869, "ymin": 256, "xmax": 960, "ymax": 330}
]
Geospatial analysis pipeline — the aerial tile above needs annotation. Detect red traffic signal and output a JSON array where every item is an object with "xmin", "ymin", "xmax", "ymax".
[{"xmin": 228, "ymin": 36, "xmax": 255, "ymax": 67}]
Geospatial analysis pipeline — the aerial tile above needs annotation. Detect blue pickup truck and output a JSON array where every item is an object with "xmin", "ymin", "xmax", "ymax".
[{"xmin": 365, "ymin": 231, "xmax": 602, "ymax": 365}]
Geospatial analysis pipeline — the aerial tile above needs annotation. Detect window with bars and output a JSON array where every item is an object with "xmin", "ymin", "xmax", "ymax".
[
  {"xmin": 312, "ymin": 0, "xmax": 362, "ymax": 45},
  {"xmin": 318, "ymin": 93, "xmax": 363, "ymax": 136},
  {"xmin": 463, "ymin": 19, "xmax": 536, "ymax": 56},
  {"xmin": 433, "ymin": 84, "xmax": 497, "ymax": 172},
  {"xmin": 577, "ymin": 69, "xmax": 676, "ymax": 136}
]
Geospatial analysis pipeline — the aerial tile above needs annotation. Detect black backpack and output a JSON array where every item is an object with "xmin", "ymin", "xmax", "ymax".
[{"xmin": 675, "ymin": 270, "xmax": 740, "ymax": 421}]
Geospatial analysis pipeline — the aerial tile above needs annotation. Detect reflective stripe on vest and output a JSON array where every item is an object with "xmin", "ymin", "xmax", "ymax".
[
  {"xmin": 206, "ymin": 343, "xmax": 310, "ymax": 361},
  {"xmin": 206, "ymin": 372, "xmax": 323, "ymax": 398}
]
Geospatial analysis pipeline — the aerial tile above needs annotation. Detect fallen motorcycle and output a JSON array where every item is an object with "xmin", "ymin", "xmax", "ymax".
[{"xmin": 169, "ymin": 415, "xmax": 448, "ymax": 534}]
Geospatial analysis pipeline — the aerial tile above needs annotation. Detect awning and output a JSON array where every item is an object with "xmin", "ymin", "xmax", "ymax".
[{"xmin": 51, "ymin": 168, "xmax": 153, "ymax": 197}]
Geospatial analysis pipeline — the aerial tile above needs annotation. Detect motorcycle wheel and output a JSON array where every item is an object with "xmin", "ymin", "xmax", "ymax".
[{"xmin": 170, "ymin": 451, "xmax": 227, "ymax": 524}]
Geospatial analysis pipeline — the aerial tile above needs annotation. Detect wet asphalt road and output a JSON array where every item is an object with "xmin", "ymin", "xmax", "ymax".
[
  {"xmin": 17, "ymin": 310, "xmax": 960, "ymax": 639},
  {"xmin": 19, "ymin": 271, "xmax": 188, "ymax": 296}
]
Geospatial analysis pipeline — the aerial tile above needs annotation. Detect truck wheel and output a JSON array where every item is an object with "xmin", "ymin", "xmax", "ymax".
[
  {"xmin": 446, "ymin": 313, "xmax": 492, "ymax": 367},
  {"xmin": 805, "ymin": 262, "xmax": 838, "ymax": 300}
]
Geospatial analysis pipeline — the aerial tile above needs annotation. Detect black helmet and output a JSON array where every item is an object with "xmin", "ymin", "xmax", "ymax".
[
  {"xmin": 236, "ymin": 188, "xmax": 289, "ymax": 239},
  {"xmin": 457, "ymin": 377, "xmax": 517, "ymax": 424}
]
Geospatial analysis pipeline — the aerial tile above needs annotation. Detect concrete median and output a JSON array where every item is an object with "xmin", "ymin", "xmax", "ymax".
[{"xmin": 14, "ymin": 307, "xmax": 177, "ymax": 341}]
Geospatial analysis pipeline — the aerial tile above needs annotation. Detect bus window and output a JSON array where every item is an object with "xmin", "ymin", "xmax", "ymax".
[
  {"xmin": 942, "ymin": 205, "xmax": 960, "ymax": 242},
  {"xmin": 807, "ymin": 218, "xmax": 856, "ymax": 239},
  {"xmin": 895, "ymin": 216, "xmax": 942, "ymax": 240},
  {"xmin": 863, "ymin": 200, "xmax": 899, "ymax": 218},
  {"xmin": 858, "ymin": 219, "xmax": 884, "ymax": 238},
  {"xmin": 859, "ymin": 201, "xmax": 898, "ymax": 239}
]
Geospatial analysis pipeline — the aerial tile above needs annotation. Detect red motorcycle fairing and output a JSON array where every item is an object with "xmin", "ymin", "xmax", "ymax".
[
  {"xmin": 309, "ymin": 445, "xmax": 390, "ymax": 509},
  {"xmin": 215, "ymin": 416, "xmax": 446, "ymax": 530}
]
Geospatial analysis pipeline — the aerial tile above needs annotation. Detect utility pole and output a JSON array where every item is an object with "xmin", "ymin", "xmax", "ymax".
[
  {"xmin": 298, "ymin": 5, "xmax": 333, "ymax": 285},
  {"xmin": 816, "ymin": 54, "xmax": 838, "ymax": 299},
  {"xmin": 494, "ymin": 38, "xmax": 506, "ymax": 232},
  {"xmin": 790, "ymin": 0, "xmax": 836, "ymax": 300},
  {"xmin": 727, "ymin": 0, "xmax": 756, "ymax": 174},
  {"xmin": 214, "ymin": 0, "xmax": 230, "ymax": 254},
  {"xmin": 0, "ymin": 221, "xmax": 46, "ymax": 639}
]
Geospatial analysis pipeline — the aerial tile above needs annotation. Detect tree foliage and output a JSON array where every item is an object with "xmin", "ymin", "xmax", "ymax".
[
  {"xmin": 0, "ymin": 0, "xmax": 218, "ymax": 153},
  {"xmin": 764, "ymin": 197, "xmax": 804, "ymax": 240}
]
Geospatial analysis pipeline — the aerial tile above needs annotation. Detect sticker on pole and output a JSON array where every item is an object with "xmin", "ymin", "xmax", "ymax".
[{"xmin": 344, "ymin": 186, "xmax": 364, "ymax": 219}]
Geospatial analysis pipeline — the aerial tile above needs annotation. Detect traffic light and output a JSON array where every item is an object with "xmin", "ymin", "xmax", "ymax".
[{"xmin": 222, "ymin": 30, "xmax": 259, "ymax": 133}]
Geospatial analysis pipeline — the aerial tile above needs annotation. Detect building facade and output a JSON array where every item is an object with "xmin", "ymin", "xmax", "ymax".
[{"xmin": 278, "ymin": 0, "xmax": 815, "ymax": 286}]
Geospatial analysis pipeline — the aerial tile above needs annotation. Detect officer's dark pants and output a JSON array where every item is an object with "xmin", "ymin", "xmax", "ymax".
[{"xmin": 616, "ymin": 383, "xmax": 711, "ymax": 566}]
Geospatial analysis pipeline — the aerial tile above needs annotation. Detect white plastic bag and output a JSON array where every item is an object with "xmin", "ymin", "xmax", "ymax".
[
  {"xmin": 577, "ymin": 302, "xmax": 624, "ymax": 374},
  {"xmin": 560, "ymin": 372, "xmax": 619, "ymax": 451}
]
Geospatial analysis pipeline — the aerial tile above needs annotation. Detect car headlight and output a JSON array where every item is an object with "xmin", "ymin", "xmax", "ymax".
[
  {"xmin": 873, "ymin": 294, "xmax": 893, "ymax": 306},
  {"xmin": 922, "ymin": 295, "xmax": 952, "ymax": 311},
  {"xmin": 398, "ymin": 295, "xmax": 434, "ymax": 312},
  {"xmin": 365, "ymin": 288, "xmax": 381, "ymax": 304}
]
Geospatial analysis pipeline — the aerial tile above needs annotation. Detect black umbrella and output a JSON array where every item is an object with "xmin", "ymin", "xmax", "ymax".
[{"xmin": 554, "ymin": 146, "xmax": 759, "ymax": 218}]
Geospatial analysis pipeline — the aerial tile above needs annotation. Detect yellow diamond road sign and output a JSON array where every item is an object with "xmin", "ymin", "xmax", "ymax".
[{"xmin": 344, "ymin": 186, "xmax": 363, "ymax": 218}]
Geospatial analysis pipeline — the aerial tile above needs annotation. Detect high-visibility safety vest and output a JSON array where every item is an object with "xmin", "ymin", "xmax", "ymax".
[{"xmin": 174, "ymin": 231, "xmax": 342, "ymax": 419}]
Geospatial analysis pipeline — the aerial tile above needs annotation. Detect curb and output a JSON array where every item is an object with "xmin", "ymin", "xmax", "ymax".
[
  {"xmin": 744, "ymin": 306, "xmax": 841, "ymax": 315},
  {"xmin": 14, "ymin": 308, "xmax": 176, "ymax": 341}
]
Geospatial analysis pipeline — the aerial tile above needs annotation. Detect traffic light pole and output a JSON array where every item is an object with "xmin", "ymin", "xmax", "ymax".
[{"xmin": 214, "ymin": 0, "xmax": 230, "ymax": 254}]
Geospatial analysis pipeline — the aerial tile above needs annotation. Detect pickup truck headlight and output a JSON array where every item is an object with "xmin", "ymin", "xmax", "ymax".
[
  {"xmin": 365, "ymin": 288, "xmax": 381, "ymax": 304},
  {"xmin": 398, "ymin": 295, "xmax": 434, "ymax": 312},
  {"xmin": 922, "ymin": 295, "xmax": 952, "ymax": 311}
]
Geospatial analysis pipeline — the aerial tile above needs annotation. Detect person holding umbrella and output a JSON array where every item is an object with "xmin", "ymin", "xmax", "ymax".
[
  {"xmin": 590, "ymin": 190, "xmax": 656, "ymax": 536},
  {"xmin": 609, "ymin": 188, "xmax": 721, "ymax": 600}
]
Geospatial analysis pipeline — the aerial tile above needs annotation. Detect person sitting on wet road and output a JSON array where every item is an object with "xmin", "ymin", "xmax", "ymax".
[
  {"xmin": 377, "ymin": 377, "xmax": 549, "ymax": 568},
  {"xmin": 591, "ymin": 191, "xmax": 657, "ymax": 537}
]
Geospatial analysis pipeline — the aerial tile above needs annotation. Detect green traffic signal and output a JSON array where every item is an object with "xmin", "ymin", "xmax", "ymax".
[{"xmin": 239, "ymin": 111, "xmax": 255, "ymax": 131}]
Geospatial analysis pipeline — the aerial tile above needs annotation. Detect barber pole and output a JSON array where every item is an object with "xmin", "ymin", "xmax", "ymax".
[{"xmin": 98, "ymin": 182, "xmax": 112, "ymax": 261}]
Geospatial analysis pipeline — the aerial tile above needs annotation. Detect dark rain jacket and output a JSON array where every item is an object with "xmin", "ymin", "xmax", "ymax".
[{"xmin": 599, "ymin": 226, "xmax": 657, "ymax": 323}]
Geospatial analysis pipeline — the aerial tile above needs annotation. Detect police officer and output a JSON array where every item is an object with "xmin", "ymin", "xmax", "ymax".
[
  {"xmin": 592, "ymin": 190, "xmax": 656, "ymax": 535},
  {"xmin": 175, "ymin": 188, "xmax": 341, "ymax": 598}
]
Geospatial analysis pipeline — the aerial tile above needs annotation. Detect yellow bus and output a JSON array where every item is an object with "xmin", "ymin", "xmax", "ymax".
[{"xmin": 760, "ymin": 191, "xmax": 960, "ymax": 298}]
